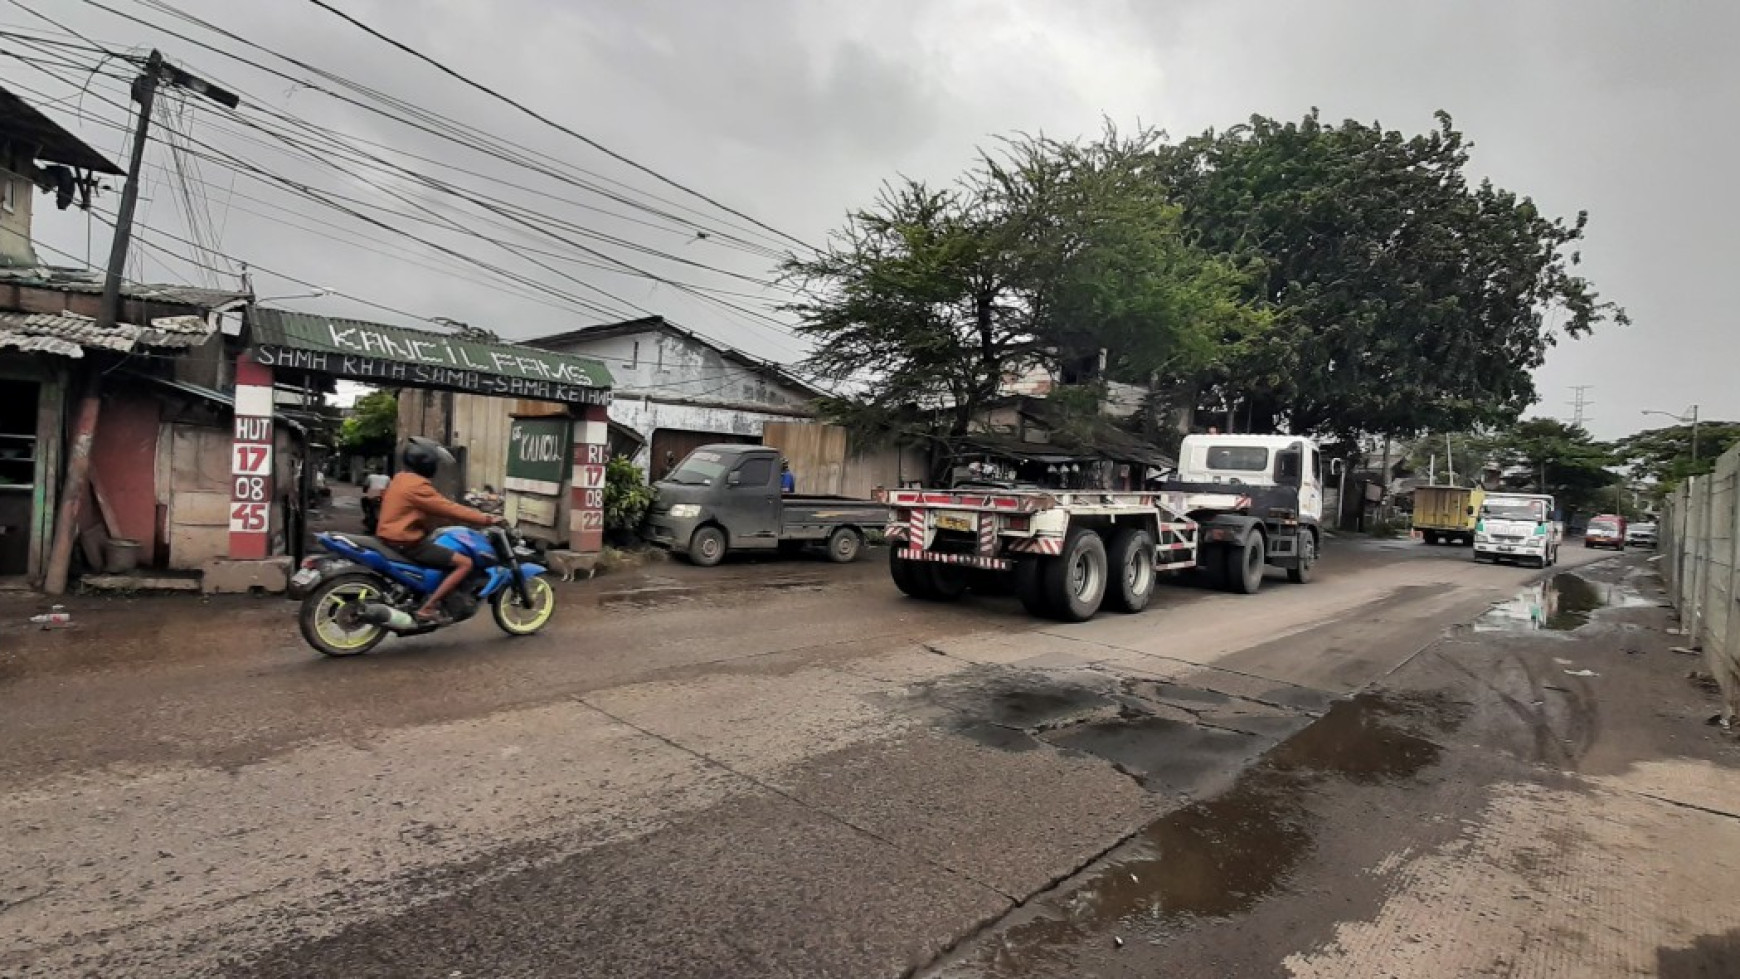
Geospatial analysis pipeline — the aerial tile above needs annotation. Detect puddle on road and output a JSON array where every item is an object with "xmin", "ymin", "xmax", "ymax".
[
  {"xmin": 933, "ymin": 695, "xmax": 1447, "ymax": 978},
  {"xmin": 1474, "ymin": 573, "xmax": 1607, "ymax": 633}
]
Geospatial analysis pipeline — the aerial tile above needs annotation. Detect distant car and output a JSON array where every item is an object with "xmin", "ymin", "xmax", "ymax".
[
  {"xmin": 1626, "ymin": 522, "xmax": 1658, "ymax": 548},
  {"xmin": 1584, "ymin": 514, "xmax": 1626, "ymax": 550}
]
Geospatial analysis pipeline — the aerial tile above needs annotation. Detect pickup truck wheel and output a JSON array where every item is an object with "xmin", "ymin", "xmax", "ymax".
[
  {"xmin": 825, "ymin": 527, "xmax": 863, "ymax": 563},
  {"xmin": 1222, "ymin": 530, "xmax": 1266, "ymax": 594},
  {"xmin": 1286, "ymin": 530, "xmax": 1317, "ymax": 584},
  {"xmin": 687, "ymin": 526, "xmax": 727, "ymax": 567},
  {"xmin": 1105, "ymin": 528, "xmax": 1157, "ymax": 613},
  {"xmin": 1043, "ymin": 528, "xmax": 1108, "ymax": 621}
]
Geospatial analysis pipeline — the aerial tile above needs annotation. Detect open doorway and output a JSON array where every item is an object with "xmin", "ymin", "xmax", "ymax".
[{"xmin": 0, "ymin": 378, "xmax": 41, "ymax": 576}]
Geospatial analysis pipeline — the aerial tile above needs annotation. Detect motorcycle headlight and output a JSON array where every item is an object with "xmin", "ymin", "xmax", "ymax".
[{"xmin": 667, "ymin": 504, "xmax": 701, "ymax": 518}]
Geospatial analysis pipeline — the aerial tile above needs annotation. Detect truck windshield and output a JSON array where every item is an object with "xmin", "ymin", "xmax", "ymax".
[
  {"xmin": 1205, "ymin": 445, "xmax": 1269, "ymax": 471},
  {"xmin": 666, "ymin": 451, "xmax": 729, "ymax": 486},
  {"xmin": 1484, "ymin": 500, "xmax": 1546, "ymax": 521}
]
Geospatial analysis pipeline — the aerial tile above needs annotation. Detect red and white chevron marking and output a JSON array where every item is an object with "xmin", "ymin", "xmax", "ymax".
[
  {"xmin": 884, "ymin": 523, "xmax": 908, "ymax": 541},
  {"xmin": 978, "ymin": 516, "xmax": 998, "ymax": 555},
  {"xmin": 908, "ymin": 509, "xmax": 926, "ymax": 550},
  {"xmin": 1006, "ymin": 536, "xmax": 1064, "ymax": 556},
  {"xmin": 898, "ymin": 548, "xmax": 1011, "ymax": 570}
]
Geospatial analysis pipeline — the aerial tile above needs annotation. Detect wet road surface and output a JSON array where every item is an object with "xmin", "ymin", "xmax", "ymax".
[{"xmin": 7, "ymin": 538, "xmax": 1733, "ymax": 977}]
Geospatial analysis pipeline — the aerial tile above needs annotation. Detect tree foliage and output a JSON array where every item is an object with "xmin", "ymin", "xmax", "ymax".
[
  {"xmin": 1476, "ymin": 419, "xmax": 1618, "ymax": 516},
  {"xmin": 337, "ymin": 390, "xmax": 398, "ymax": 457},
  {"xmin": 1151, "ymin": 110, "xmax": 1628, "ymax": 440},
  {"xmin": 1613, "ymin": 422, "xmax": 1740, "ymax": 489},
  {"xmin": 783, "ymin": 130, "xmax": 1264, "ymax": 460},
  {"xmin": 604, "ymin": 456, "xmax": 655, "ymax": 535}
]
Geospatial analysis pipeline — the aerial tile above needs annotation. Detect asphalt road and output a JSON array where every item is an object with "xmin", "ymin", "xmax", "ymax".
[{"xmin": 4, "ymin": 535, "xmax": 1710, "ymax": 978}]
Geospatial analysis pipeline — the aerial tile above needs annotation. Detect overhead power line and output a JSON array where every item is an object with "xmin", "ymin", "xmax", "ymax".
[{"xmin": 302, "ymin": 0, "xmax": 817, "ymax": 255}]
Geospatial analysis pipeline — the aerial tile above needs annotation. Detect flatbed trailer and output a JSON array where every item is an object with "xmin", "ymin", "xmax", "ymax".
[{"xmin": 879, "ymin": 484, "xmax": 1317, "ymax": 622}]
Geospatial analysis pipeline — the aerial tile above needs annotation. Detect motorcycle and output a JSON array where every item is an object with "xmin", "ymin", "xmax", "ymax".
[{"xmin": 291, "ymin": 523, "xmax": 555, "ymax": 657}]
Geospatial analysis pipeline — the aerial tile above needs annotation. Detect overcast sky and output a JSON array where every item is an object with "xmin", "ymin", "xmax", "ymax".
[{"xmin": 15, "ymin": 0, "xmax": 1736, "ymax": 439}]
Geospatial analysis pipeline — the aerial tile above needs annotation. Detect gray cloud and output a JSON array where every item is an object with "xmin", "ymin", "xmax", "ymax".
[{"xmin": 16, "ymin": 0, "xmax": 1734, "ymax": 438}]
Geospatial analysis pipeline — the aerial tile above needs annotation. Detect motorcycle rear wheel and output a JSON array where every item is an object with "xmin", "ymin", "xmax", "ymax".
[
  {"xmin": 492, "ymin": 576, "xmax": 556, "ymax": 636},
  {"xmin": 299, "ymin": 573, "xmax": 389, "ymax": 657}
]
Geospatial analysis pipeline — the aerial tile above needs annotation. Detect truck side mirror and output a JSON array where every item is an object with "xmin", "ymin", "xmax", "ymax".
[{"xmin": 727, "ymin": 471, "xmax": 741, "ymax": 487}]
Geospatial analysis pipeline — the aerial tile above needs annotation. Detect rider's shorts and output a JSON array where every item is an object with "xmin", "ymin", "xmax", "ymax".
[{"xmin": 400, "ymin": 538, "xmax": 457, "ymax": 569}]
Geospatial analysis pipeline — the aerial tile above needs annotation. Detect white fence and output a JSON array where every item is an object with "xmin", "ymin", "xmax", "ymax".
[{"xmin": 1660, "ymin": 443, "xmax": 1740, "ymax": 719}]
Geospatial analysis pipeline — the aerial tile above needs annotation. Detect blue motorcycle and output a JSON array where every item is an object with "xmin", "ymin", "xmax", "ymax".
[{"xmin": 292, "ymin": 523, "xmax": 555, "ymax": 656}]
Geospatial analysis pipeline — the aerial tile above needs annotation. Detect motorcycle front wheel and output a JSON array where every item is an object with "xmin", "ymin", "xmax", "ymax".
[
  {"xmin": 492, "ymin": 576, "xmax": 556, "ymax": 636},
  {"xmin": 299, "ymin": 573, "xmax": 390, "ymax": 656}
]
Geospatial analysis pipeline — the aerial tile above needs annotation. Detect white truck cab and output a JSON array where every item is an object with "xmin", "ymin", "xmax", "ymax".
[
  {"xmin": 1174, "ymin": 434, "xmax": 1325, "ymax": 523},
  {"xmin": 1473, "ymin": 492, "xmax": 1562, "ymax": 568}
]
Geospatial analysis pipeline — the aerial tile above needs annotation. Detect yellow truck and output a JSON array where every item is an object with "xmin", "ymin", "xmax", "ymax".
[{"xmin": 1412, "ymin": 485, "xmax": 1484, "ymax": 546}]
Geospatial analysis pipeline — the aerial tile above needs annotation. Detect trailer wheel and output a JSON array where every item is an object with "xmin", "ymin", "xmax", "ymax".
[
  {"xmin": 1222, "ymin": 529, "xmax": 1266, "ymax": 594},
  {"xmin": 889, "ymin": 550, "xmax": 935, "ymax": 599},
  {"xmin": 1105, "ymin": 528, "xmax": 1157, "ymax": 614},
  {"xmin": 1015, "ymin": 557, "xmax": 1055, "ymax": 617},
  {"xmin": 925, "ymin": 564, "xmax": 970, "ymax": 601},
  {"xmin": 1043, "ymin": 528, "xmax": 1108, "ymax": 621},
  {"xmin": 1286, "ymin": 529, "xmax": 1316, "ymax": 584},
  {"xmin": 688, "ymin": 526, "xmax": 727, "ymax": 567},
  {"xmin": 825, "ymin": 527, "xmax": 863, "ymax": 563}
]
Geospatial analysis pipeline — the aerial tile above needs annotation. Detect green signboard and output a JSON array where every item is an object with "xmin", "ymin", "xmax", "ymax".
[
  {"xmin": 249, "ymin": 308, "xmax": 613, "ymax": 405},
  {"xmin": 505, "ymin": 417, "xmax": 572, "ymax": 495}
]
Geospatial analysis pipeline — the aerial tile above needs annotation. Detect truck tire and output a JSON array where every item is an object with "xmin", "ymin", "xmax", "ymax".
[
  {"xmin": 889, "ymin": 550, "xmax": 935, "ymax": 599},
  {"xmin": 825, "ymin": 527, "xmax": 863, "ymax": 563},
  {"xmin": 1015, "ymin": 558, "xmax": 1055, "ymax": 617},
  {"xmin": 687, "ymin": 526, "xmax": 727, "ymax": 567},
  {"xmin": 925, "ymin": 564, "xmax": 970, "ymax": 601},
  {"xmin": 1286, "ymin": 529, "xmax": 1316, "ymax": 584},
  {"xmin": 1043, "ymin": 528, "xmax": 1108, "ymax": 622},
  {"xmin": 1196, "ymin": 543, "xmax": 1227, "ymax": 590},
  {"xmin": 1222, "ymin": 529, "xmax": 1266, "ymax": 594},
  {"xmin": 1105, "ymin": 528, "xmax": 1157, "ymax": 614}
]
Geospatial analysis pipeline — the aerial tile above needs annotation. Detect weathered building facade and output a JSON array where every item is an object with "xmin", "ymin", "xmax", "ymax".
[{"xmin": 527, "ymin": 317, "xmax": 820, "ymax": 480}]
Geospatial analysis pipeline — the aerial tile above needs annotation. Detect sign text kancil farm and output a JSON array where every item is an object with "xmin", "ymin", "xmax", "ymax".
[{"xmin": 254, "ymin": 340, "xmax": 612, "ymax": 406}]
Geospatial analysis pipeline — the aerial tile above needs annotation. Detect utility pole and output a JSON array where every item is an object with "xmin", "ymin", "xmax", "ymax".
[
  {"xmin": 43, "ymin": 51, "xmax": 238, "ymax": 594},
  {"xmin": 1690, "ymin": 403, "xmax": 1701, "ymax": 468}
]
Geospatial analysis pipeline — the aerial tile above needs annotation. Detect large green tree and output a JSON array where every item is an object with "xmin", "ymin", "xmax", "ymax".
[
  {"xmin": 783, "ymin": 131, "xmax": 1263, "ymax": 467},
  {"xmin": 1151, "ymin": 110, "xmax": 1628, "ymax": 440},
  {"xmin": 1613, "ymin": 422, "xmax": 1740, "ymax": 489}
]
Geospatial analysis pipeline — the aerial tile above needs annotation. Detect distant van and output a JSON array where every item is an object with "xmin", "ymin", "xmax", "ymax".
[{"xmin": 1585, "ymin": 514, "xmax": 1627, "ymax": 551}]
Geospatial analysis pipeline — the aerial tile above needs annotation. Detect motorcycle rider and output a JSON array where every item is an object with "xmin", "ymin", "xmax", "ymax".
[{"xmin": 376, "ymin": 438, "xmax": 501, "ymax": 624}]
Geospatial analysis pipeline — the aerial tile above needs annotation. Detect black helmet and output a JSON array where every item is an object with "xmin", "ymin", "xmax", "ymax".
[{"xmin": 402, "ymin": 437, "xmax": 454, "ymax": 479}]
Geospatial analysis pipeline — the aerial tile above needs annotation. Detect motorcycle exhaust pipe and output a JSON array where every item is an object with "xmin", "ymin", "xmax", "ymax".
[{"xmin": 357, "ymin": 603, "xmax": 419, "ymax": 632}]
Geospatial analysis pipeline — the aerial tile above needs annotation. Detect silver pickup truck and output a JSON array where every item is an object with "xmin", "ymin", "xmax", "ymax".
[{"xmin": 641, "ymin": 444, "xmax": 889, "ymax": 566}]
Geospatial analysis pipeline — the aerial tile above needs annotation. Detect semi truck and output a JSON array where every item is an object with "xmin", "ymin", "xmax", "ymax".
[
  {"xmin": 641, "ymin": 444, "xmax": 889, "ymax": 566},
  {"xmin": 881, "ymin": 433, "xmax": 1324, "ymax": 622},
  {"xmin": 1412, "ymin": 485, "xmax": 1484, "ymax": 546}
]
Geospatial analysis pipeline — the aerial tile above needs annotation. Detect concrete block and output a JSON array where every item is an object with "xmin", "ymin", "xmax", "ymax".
[{"xmin": 201, "ymin": 556, "xmax": 293, "ymax": 595}]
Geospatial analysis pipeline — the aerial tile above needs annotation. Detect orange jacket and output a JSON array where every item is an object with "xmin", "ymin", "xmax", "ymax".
[{"xmin": 377, "ymin": 473, "xmax": 491, "ymax": 545}]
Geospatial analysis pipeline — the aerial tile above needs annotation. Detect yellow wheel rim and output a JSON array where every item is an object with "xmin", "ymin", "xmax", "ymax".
[
  {"xmin": 315, "ymin": 581, "xmax": 384, "ymax": 650},
  {"xmin": 498, "ymin": 577, "xmax": 555, "ymax": 633}
]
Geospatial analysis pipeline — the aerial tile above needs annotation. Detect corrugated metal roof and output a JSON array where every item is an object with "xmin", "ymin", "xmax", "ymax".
[
  {"xmin": 0, "ymin": 84, "xmax": 124, "ymax": 174},
  {"xmin": 0, "ymin": 265, "xmax": 245, "ymax": 308},
  {"xmin": 0, "ymin": 310, "xmax": 216, "ymax": 358}
]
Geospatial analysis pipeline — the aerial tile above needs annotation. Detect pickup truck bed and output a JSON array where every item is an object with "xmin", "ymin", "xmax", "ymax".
[{"xmin": 779, "ymin": 498, "xmax": 895, "ymax": 540}]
